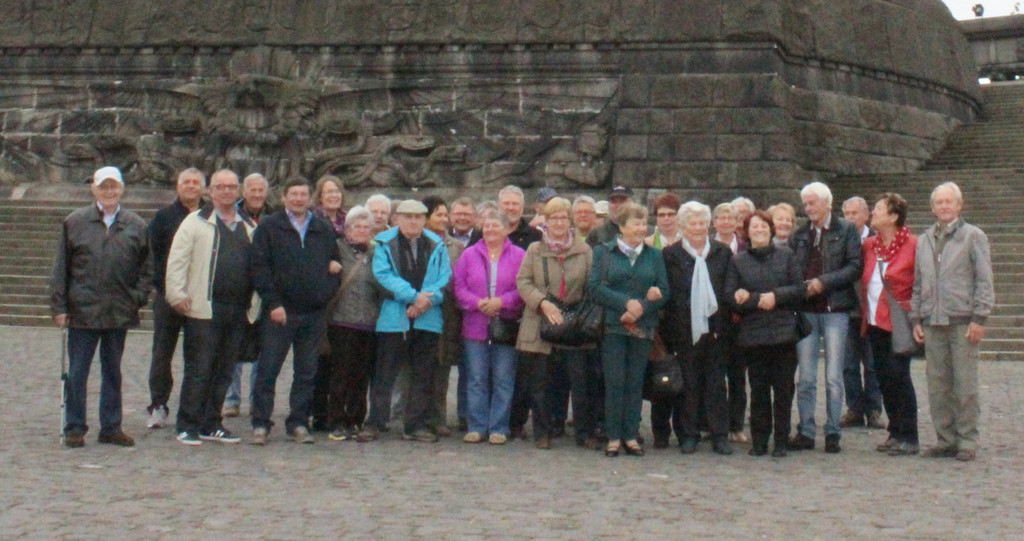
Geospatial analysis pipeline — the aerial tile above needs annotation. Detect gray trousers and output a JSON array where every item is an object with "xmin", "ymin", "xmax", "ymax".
[{"xmin": 923, "ymin": 324, "xmax": 979, "ymax": 451}]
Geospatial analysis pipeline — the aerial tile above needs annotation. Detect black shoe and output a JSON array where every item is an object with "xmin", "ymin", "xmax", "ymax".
[
  {"xmin": 653, "ymin": 434, "xmax": 670, "ymax": 449},
  {"xmin": 789, "ymin": 433, "xmax": 815, "ymax": 451},
  {"xmin": 824, "ymin": 434, "xmax": 841, "ymax": 454},
  {"xmin": 680, "ymin": 437, "xmax": 699, "ymax": 454},
  {"xmin": 771, "ymin": 446, "xmax": 788, "ymax": 458},
  {"xmin": 509, "ymin": 425, "xmax": 526, "ymax": 440},
  {"xmin": 711, "ymin": 436, "xmax": 733, "ymax": 455},
  {"xmin": 551, "ymin": 424, "xmax": 566, "ymax": 439},
  {"xmin": 749, "ymin": 444, "xmax": 768, "ymax": 456}
]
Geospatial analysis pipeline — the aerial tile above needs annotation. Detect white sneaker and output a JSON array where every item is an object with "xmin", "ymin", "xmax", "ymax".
[{"xmin": 146, "ymin": 406, "xmax": 168, "ymax": 429}]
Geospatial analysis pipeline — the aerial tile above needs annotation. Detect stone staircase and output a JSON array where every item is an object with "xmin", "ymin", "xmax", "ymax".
[
  {"xmin": 0, "ymin": 186, "xmax": 172, "ymax": 330},
  {"xmin": 834, "ymin": 82, "xmax": 1024, "ymax": 361}
]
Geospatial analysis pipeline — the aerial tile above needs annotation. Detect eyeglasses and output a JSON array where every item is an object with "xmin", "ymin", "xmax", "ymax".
[
  {"xmin": 656, "ymin": 212, "xmax": 676, "ymax": 218},
  {"xmin": 211, "ymin": 184, "xmax": 239, "ymax": 191}
]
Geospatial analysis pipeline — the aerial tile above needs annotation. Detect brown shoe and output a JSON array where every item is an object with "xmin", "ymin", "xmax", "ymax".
[
  {"xmin": 435, "ymin": 425, "xmax": 453, "ymax": 438},
  {"xmin": 866, "ymin": 411, "xmax": 886, "ymax": 429},
  {"xmin": 581, "ymin": 437, "xmax": 602, "ymax": 451},
  {"xmin": 536, "ymin": 436, "xmax": 552, "ymax": 450},
  {"xmin": 222, "ymin": 404, "xmax": 240, "ymax": 418},
  {"xmin": 921, "ymin": 445, "xmax": 958, "ymax": 458},
  {"xmin": 64, "ymin": 433, "xmax": 85, "ymax": 448},
  {"xmin": 97, "ymin": 431, "xmax": 135, "ymax": 447},
  {"xmin": 839, "ymin": 410, "xmax": 865, "ymax": 428},
  {"xmin": 955, "ymin": 449, "xmax": 977, "ymax": 462}
]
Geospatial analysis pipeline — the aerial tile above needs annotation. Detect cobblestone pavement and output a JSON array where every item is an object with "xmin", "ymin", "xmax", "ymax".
[{"xmin": 1, "ymin": 325, "xmax": 1022, "ymax": 539}]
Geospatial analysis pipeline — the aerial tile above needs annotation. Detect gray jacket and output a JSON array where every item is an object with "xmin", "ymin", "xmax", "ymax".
[
  {"xmin": 50, "ymin": 204, "xmax": 152, "ymax": 329},
  {"xmin": 328, "ymin": 240, "xmax": 382, "ymax": 330},
  {"xmin": 911, "ymin": 219, "xmax": 995, "ymax": 326}
]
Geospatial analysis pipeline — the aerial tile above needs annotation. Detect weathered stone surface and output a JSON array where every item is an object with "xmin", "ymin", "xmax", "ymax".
[{"xmin": 0, "ymin": 0, "xmax": 981, "ymax": 195}]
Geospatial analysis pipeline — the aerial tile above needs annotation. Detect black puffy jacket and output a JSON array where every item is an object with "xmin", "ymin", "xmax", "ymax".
[
  {"xmin": 724, "ymin": 244, "xmax": 805, "ymax": 347},
  {"xmin": 50, "ymin": 205, "xmax": 152, "ymax": 329}
]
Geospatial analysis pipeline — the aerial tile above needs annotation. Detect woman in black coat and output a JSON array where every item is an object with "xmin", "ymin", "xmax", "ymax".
[
  {"xmin": 724, "ymin": 210, "xmax": 805, "ymax": 457},
  {"xmin": 656, "ymin": 201, "xmax": 733, "ymax": 455}
]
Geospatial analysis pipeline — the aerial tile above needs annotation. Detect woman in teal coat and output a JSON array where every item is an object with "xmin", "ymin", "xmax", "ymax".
[{"xmin": 589, "ymin": 202, "xmax": 669, "ymax": 457}]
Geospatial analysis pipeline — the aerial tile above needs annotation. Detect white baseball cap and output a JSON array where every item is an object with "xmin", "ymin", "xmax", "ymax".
[{"xmin": 93, "ymin": 166, "xmax": 124, "ymax": 185}]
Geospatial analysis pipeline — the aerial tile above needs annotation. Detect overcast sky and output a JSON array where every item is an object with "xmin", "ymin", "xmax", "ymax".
[{"xmin": 943, "ymin": 0, "xmax": 1020, "ymax": 19}]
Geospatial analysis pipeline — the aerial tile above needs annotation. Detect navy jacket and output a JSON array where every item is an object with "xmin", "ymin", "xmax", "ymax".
[{"xmin": 249, "ymin": 210, "xmax": 341, "ymax": 314}]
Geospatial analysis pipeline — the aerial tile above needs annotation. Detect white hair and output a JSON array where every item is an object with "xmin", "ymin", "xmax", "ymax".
[
  {"xmin": 243, "ymin": 173, "xmax": 267, "ymax": 188},
  {"xmin": 678, "ymin": 201, "xmax": 711, "ymax": 225},
  {"xmin": 931, "ymin": 182, "xmax": 963, "ymax": 205},
  {"xmin": 800, "ymin": 182, "xmax": 833, "ymax": 206},
  {"xmin": 365, "ymin": 193, "xmax": 391, "ymax": 208},
  {"xmin": 498, "ymin": 184, "xmax": 524, "ymax": 201},
  {"xmin": 730, "ymin": 197, "xmax": 755, "ymax": 213},
  {"xmin": 842, "ymin": 196, "xmax": 868, "ymax": 212},
  {"xmin": 572, "ymin": 195, "xmax": 596, "ymax": 210},
  {"xmin": 345, "ymin": 205, "xmax": 372, "ymax": 228}
]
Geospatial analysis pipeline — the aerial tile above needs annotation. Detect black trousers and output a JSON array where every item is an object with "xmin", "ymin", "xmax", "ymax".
[
  {"xmin": 366, "ymin": 330, "xmax": 438, "ymax": 434},
  {"xmin": 176, "ymin": 303, "xmax": 248, "ymax": 433},
  {"xmin": 325, "ymin": 326, "xmax": 377, "ymax": 430},
  {"xmin": 723, "ymin": 332, "xmax": 747, "ymax": 432},
  {"xmin": 652, "ymin": 333, "xmax": 729, "ymax": 441},
  {"xmin": 148, "ymin": 294, "xmax": 186, "ymax": 410},
  {"xmin": 867, "ymin": 326, "xmax": 919, "ymax": 444},
  {"xmin": 743, "ymin": 343, "xmax": 798, "ymax": 448}
]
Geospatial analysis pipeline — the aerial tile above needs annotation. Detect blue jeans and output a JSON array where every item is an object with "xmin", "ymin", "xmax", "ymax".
[
  {"xmin": 252, "ymin": 310, "xmax": 326, "ymax": 433},
  {"xmin": 225, "ymin": 361, "xmax": 258, "ymax": 408},
  {"xmin": 795, "ymin": 312, "xmax": 848, "ymax": 439},
  {"xmin": 463, "ymin": 339, "xmax": 517, "ymax": 436},
  {"xmin": 65, "ymin": 328, "xmax": 127, "ymax": 436},
  {"xmin": 843, "ymin": 322, "xmax": 882, "ymax": 416}
]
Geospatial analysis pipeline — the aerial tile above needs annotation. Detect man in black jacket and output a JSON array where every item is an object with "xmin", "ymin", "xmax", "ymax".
[
  {"xmin": 50, "ymin": 166, "xmax": 151, "ymax": 448},
  {"xmin": 788, "ymin": 182, "xmax": 863, "ymax": 454},
  {"xmin": 467, "ymin": 185, "xmax": 541, "ymax": 250},
  {"xmin": 249, "ymin": 177, "xmax": 342, "ymax": 445},
  {"xmin": 145, "ymin": 167, "xmax": 205, "ymax": 429}
]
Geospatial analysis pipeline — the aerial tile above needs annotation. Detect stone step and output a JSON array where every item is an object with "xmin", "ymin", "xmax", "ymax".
[
  {"xmin": 0, "ymin": 283, "xmax": 49, "ymax": 295},
  {"xmin": 979, "ymin": 351, "xmax": 1024, "ymax": 361}
]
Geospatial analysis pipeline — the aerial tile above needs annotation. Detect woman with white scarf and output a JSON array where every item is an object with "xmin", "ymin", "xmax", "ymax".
[{"xmin": 655, "ymin": 201, "xmax": 734, "ymax": 455}]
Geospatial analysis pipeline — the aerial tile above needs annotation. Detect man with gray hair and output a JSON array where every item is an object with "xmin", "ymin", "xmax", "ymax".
[
  {"xmin": 366, "ymin": 193, "xmax": 392, "ymax": 236},
  {"xmin": 788, "ymin": 181, "xmax": 863, "ymax": 454},
  {"xmin": 51, "ymin": 166, "xmax": 151, "ymax": 448},
  {"xmin": 224, "ymin": 172, "xmax": 276, "ymax": 418},
  {"xmin": 469, "ymin": 185, "xmax": 542, "ymax": 250},
  {"xmin": 572, "ymin": 195, "xmax": 598, "ymax": 241},
  {"xmin": 145, "ymin": 167, "xmax": 206, "ymax": 429},
  {"xmin": 912, "ymin": 182, "xmax": 994, "ymax": 462},
  {"xmin": 839, "ymin": 196, "xmax": 883, "ymax": 429}
]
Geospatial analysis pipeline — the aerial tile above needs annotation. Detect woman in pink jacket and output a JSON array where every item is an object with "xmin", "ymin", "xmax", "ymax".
[{"xmin": 453, "ymin": 207, "xmax": 526, "ymax": 445}]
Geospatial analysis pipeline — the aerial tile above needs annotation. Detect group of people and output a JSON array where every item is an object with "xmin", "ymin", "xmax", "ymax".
[{"xmin": 51, "ymin": 166, "xmax": 994, "ymax": 462}]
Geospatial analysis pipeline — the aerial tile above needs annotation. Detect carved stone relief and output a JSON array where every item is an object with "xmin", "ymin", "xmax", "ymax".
[{"xmin": 0, "ymin": 47, "xmax": 618, "ymax": 189}]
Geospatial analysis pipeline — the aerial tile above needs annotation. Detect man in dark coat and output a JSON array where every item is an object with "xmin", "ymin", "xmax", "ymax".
[{"xmin": 50, "ymin": 166, "xmax": 151, "ymax": 448}]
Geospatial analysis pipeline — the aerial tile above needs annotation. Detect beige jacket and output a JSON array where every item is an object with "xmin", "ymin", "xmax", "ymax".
[
  {"xmin": 165, "ymin": 207, "xmax": 261, "ymax": 322},
  {"xmin": 515, "ymin": 237, "xmax": 593, "ymax": 354}
]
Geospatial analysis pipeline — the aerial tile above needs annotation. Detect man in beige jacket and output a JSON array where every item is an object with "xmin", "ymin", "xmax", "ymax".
[{"xmin": 165, "ymin": 169, "xmax": 260, "ymax": 446}]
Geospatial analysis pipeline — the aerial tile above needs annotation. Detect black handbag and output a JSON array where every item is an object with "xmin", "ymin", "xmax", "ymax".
[
  {"xmin": 644, "ymin": 333, "xmax": 683, "ymax": 400},
  {"xmin": 483, "ymin": 250, "xmax": 520, "ymax": 345},
  {"xmin": 488, "ymin": 316, "xmax": 520, "ymax": 345},
  {"xmin": 538, "ymin": 256, "xmax": 604, "ymax": 346}
]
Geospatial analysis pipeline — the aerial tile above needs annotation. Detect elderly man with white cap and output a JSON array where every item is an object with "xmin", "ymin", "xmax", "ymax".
[
  {"xmin": 358, "ymin": 199, "xmax": 452, "ymax": 443},
  {"xmin": 50, "ymin": 166, "xmax": 152, "ymax": 448}
]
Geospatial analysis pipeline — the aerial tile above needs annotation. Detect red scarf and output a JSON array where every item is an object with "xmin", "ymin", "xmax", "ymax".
[{"xmin": 873, "ymin": 226, "xmax": 910, "ymax": 263}]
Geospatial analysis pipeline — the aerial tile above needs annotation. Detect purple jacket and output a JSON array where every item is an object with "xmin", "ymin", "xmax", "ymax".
[{"xmin": 453, "ymin": 238, "xmax": 526, "ymax": 341}]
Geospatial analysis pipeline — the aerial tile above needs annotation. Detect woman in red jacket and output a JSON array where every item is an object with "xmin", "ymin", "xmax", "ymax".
[{"xmin": 861, "ymin": 193, "xmax": 919, "ymax": 456}]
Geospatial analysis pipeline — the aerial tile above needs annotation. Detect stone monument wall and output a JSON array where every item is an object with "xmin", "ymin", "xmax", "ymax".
[{"xmin": 0, "ymin": 0, "xmax": 979, "ymax": 204}]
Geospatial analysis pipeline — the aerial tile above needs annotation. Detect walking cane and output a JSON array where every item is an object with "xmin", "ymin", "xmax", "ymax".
[{"xmin": 59, "ymin": 327, "xmax": 67, "ymax": 446}]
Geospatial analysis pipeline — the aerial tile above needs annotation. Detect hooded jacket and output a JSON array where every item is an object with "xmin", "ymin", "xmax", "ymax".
[{"xmin": 372, "ymin": 226, "xmax": 451, "ymax": 333}]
